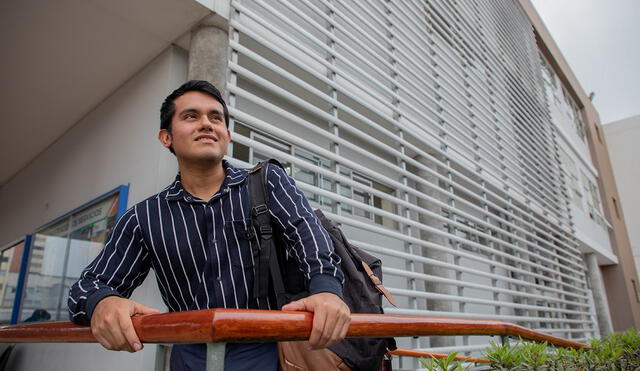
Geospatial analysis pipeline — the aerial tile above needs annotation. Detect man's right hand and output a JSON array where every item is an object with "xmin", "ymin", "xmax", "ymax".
[{"xmin": 90, "ymin": 296, "xmax": 160, "ymax": 352}]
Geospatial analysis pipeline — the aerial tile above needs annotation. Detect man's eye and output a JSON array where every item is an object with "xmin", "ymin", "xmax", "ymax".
[{"xmin": 185, "ymin": 114, "xmax": 197, "ymax": 119}]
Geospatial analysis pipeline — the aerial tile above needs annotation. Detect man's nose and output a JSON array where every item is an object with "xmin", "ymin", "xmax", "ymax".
[{"xmin": 199, "ymin": 116, "xmax": 214, "ymax": 130}]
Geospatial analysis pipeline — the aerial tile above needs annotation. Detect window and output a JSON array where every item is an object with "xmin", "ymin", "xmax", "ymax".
[
  {"xmin": 587, "ymin": 180, "xmax": 603, "ymax": 215},
  {"xmin": 293, "ymin": 148, "xmax": 333, "ymax": 208},
  {"xmin": 0, "ymin": 240, "xmax": 25, "ymax": 324},
  {"xmin": 339, "ymin": 167, "xmax": 398, "ymax": 228},
  {"xmin": 233, "ymin": 123, "xmax": 398, "ymax": 228},
  {"xmin": 559, "ymin": 148, "xmax": 583, "ymax": 210},
  {"xmin": 449, "ymin": 214, "xmax": 493, "ymax": 258},
  {"xmin": 251, "ymin": 132, "xmax": 292, "ymax": 173},
  {"xmin": 581, "ymin": 172, "xmax": 606, "ymax": 228},
  {"xmin": 372, "ymin": 182, "xmax": 398, "ymax": 229},
  {"xmin": 560, "ymin": 85, "xmax": 587, "ymax": 142},
  {"xmin": 573, "ymin": 111, "xmax": 587, "ymax": 142},
  {"xmin": 539, "ymin": 53, "xmax": 557, "ymax": 89},
  {"xmin": 19, "ymin": 187, "xmax": 127, "ymax": 322},
  {"xmin": 339, "ymin": 168, "xmax": 372, "ymax": 219}
]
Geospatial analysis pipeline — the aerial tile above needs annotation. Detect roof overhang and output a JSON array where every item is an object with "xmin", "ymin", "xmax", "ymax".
[{"xmin": 0, "ymin": 0, "xmax": 215, "ymax": 186}]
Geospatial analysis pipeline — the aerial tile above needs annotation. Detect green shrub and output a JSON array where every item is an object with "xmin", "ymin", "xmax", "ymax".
[
  {"xmin": 484, "ymin": 341, "xmax": 523, "ymax": 370},
  {"xmin": 418, "ymin": 328, "xmax": 640, "ymax": 370},
  {"xmin": 419, "ymin": 352, "xmax": 471, "ymax": 371},
  {"xmin": 482, "ymin": 328, "xmax": 640, "ymax": 370}
]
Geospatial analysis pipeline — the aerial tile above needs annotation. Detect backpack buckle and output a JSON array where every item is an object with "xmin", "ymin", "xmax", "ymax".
[
  {"xmin": 260, "ymin": 225, "xmax": 273, "ymax": 239},
  {"xmin": 253, "ymin": 204, "xmax": 268, "ymax": 216}
]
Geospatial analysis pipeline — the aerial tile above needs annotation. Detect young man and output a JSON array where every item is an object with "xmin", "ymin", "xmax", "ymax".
[{"xmin": 68, "ymin": 80, "xmax": 350, "ymax": 370}]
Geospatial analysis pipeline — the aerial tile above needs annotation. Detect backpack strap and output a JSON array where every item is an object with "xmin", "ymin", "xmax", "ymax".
[
  {"xmin": 361, "ymin": 260, "xmax": 398, "ymax": 307},
  {"xmin": 248, "ymin": 159, "xmax": 287, "ymax": 309}
]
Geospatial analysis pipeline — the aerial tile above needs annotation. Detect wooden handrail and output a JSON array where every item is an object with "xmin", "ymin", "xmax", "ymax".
[{"xmin": 0, "ymin": 308, "xmax": 587, "ymax": 350}]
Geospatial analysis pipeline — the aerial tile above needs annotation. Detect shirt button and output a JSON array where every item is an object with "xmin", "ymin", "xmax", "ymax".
[
  {"xmin": 216, "ymin": 276, "xmax": 222, "ymax": 281},
  {"xmin": 185, "ymin": 196, "xmax": 192, "ymax": 201}
]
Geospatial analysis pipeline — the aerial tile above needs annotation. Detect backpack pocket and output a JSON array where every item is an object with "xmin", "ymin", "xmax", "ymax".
[{"xmin": 278, "ymin": 341, "xmax": 351, "ymax": 371}]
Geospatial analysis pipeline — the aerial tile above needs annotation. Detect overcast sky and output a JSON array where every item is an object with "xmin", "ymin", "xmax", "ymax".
[{"xmin": 530, "ymin": 0, "xmax": 640, "ymax": 124}]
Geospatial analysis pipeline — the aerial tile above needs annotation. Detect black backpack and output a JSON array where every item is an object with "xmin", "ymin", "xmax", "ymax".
[{"xmin": 247, "ymin": 159, "xmax": 397, "ymax": 371}]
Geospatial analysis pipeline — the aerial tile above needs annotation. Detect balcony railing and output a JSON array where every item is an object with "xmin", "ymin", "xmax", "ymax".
[{"xmin": 0, "ymin": 309, "xmax": 587, "ymax": 370}]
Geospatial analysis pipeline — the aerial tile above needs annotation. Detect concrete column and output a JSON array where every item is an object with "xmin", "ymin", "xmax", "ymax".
[
  {"xmin": 188, "ymin": 14, "xmax": 230, "ymax": 94},
  {"xmin": 416, "ymin": 155, "xmax": 455, "ymax": 348},
  {"xmin": 584, "ymin": 253, "xmax": 614, "ymax": 337}
]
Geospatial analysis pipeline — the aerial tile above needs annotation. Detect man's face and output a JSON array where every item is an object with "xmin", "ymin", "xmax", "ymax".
[{"xmin": 158, "ymin": 91, "xmax": 231, "ymax": 164}]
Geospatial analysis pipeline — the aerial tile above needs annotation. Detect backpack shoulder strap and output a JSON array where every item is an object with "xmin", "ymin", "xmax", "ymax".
[{"xmin": 248, "ymin": 159, "xmax": 286, "ymax": 309}]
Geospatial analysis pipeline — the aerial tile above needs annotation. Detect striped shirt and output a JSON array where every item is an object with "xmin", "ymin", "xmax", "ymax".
[{"xmin": 68, "ymin": 161, "xmax": 343, "ymax": 324}]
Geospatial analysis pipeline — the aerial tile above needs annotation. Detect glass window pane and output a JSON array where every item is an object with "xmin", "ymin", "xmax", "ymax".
[
  {"xmin": 253, "ymin": 151, "xmax": 292, "ymax": 175},
  {"xmin": 293, "ymin": 148, "xmax": 335, "ymax": 206},
  {"xmin": 294, "ymin": 167, "xmax": 318, "ymax": 187},
  {"xmin": 251, "ymin": 132, "xmax": 293, "ymax": 173},
  {"xmin": 296, "ymin": 171, "xmax": 319, "ymax": 203},
  {"xmin": 0, "ymin": 241, "xmax": 24, "ymax": 324},
  {"xmin": 21, "ymin": 193, "xmax": 120, "ymax": 322},
  {"xmin": 294, "ymin": 148, "xmax": 317, "ymax": 165},
  {"xmin": 353, "ymin": 173, "xmax": 372, "ymax": 187},
  {"xmin": 253, "ymin": 133, "xmax": 291, "ymax": 154},
  {"xmin": 338, "ymin": 183, "xmax": 352, "ymax": 214},
  {"xmin": 64, "ymin": 195, "xmax": 120, "ymax": 291},
  {"xmin": 353, "ymin": 189, "xmax": 371, "ymax": 219},
  {"xmin": 23, "ymin": 217, "xmax": 70, "ymax": 322}
]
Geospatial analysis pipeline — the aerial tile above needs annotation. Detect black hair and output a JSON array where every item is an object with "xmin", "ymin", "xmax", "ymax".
[{"xmin": 160, "ymin": 80, "xmax": 229, "ymax": 154}]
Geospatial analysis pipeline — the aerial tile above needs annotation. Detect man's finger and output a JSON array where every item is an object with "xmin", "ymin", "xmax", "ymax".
[
  {"xmin": 308, "ymin": 306, "xmax": 330, "ymax": 349},
  {"xmin": 327, "ymin": 313, "xmax": 349, "ymax": 348},
  {"xmin": 281, "ymin": 299, "xmax": 307, "ymax": 312},
  {"xmin": 119, "ymin": 314, "xmax": 142, "ymax": 352},
  {"xmin": 339, "ymin": 314, "xmax": 350, "ymax": 340},
  {"xmin": 92, "ymin": 328, "xmax": 112, "ymax": 350},
  {"xmin": 132, "ymin": 302, "xmax": 161, "ymax": 316},
  {"xmin": 92, "ymin": 315, "xmax": 119, "ymax": 351}
]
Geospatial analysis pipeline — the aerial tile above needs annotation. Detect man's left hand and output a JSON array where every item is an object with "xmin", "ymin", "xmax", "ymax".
[{"xmin": 281, "ymin": 292, "xmax": 351, "ymax": 349}]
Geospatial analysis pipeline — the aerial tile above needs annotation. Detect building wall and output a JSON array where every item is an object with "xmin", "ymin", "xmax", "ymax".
[
  {"xmin": 227, "ymin": 1, "xmax": 598, "ymax": 364},
  {"xmin": 604, "ymin": 115, "xmax": 640, "ymax": 283},
  {"xmin": 0, "ymin": 45, "xmax": 188, "ymax": 371},
  {"xmin": 538, "ymin": 52, "xmax": 614, "ymax": 263},
  {"xmin": 523, "ymin": 0, "xmax": 640, "ymax": 332},
  {"xmin": 583, "ymin": 108, "xmax": 640, "ymax": 331}
]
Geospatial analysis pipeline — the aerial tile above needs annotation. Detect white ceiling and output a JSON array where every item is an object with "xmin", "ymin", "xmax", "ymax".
[{"xmin": 0, "ymin": 0, "xmax": 213, "ymax": 186}]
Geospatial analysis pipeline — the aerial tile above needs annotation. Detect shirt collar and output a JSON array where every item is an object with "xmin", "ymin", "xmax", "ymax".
[{"xmin": 164, "ymin": 160, "xmax": 249, "ymax": 202}]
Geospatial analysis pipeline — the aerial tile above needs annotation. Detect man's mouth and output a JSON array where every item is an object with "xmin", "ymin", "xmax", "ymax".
[{"xmin": 195, "ymin": 135, "xmax": 218, "ymax": 143}]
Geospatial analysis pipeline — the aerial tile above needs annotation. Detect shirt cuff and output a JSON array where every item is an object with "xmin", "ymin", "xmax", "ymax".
[
  {"xmin": 308, "ymin": 274, "xmax": 343, "ymax": 300},
  {"xmin": 86, "ymin": 289, "xmax": 123, "ymax": 322}
]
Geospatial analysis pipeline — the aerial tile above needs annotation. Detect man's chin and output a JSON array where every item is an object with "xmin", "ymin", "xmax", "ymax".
[{"xmin": 177, "ymin": 151, "xmax": 226, "ymax": 164}]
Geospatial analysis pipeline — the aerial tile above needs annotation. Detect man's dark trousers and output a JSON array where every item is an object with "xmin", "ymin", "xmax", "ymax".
[{"xmin": 170, "ymin": 342, "xmax": 281, "ymax": 371}]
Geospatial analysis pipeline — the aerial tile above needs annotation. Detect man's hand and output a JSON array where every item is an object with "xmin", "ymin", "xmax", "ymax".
[
  {"xmin": 281, "ymin": 292, "xmax": 350, "ymax": 349},
  {"xmin": 90, "ymin": 296, "xmax": 160, "ymax": 352}
]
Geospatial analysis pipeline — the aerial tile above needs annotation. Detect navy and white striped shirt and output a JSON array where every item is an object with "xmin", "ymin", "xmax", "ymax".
[{"xmin": 68, "ymin": 161, "xmax": 343, "ymax": 324}]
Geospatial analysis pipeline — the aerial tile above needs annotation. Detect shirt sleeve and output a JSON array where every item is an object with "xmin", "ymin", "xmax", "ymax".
[
  {"xmin": 264, "ymin": 163, "xmax": 344, "ymax": 298},
  {"xmin": 67, "ymin": 206, "xmax": 151, "ymax": 324}
]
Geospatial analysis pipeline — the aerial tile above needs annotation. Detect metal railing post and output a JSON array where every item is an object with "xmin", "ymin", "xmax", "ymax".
[
  {"xmin": 206, "ymin": 342, "xmax": 226, "ymax": 371},
  {"xmin": 500, "ymin": 335, "xmax": 509, "ymax": 346}
]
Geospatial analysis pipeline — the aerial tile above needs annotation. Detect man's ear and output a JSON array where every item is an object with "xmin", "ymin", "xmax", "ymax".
[
  {"xmin": 227, "ymin": 129, "xmax": 231, "ymax": 141},
  {"xmin": 158, "ymin": 129, "xmax": 172, "ymax": 148}
]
